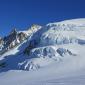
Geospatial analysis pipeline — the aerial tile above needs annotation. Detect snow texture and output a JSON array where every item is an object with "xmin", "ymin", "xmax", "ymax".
[{"xmin": 0, "ymin": 18, "xmax": 85, "ymax": 85}]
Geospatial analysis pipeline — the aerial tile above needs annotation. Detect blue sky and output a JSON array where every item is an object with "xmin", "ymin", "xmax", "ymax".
[{"xmin": 0, "ymin": 0, "xmax": 85, "ymax": 37}]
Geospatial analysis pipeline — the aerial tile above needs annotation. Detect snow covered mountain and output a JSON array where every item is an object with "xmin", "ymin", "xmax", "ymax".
[
  {"xmin": 0, "ymin": 18, "xmax": 85, "ymax": 85},
  {"xmin": 0, "ymin": 24, "xmax": 41, "ymax": 55}
]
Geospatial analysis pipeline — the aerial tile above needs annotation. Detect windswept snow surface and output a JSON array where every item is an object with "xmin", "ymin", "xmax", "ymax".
[{"xmin": 0, "ymin": 18, "xmax": 85, "ymax": 85}]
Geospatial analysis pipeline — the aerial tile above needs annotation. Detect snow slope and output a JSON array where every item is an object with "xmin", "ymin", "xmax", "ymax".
[
  {"xmin": 0, "ymin": 18, "xmax": 85, "ymax": 85},
  {"xmin": 0, "ymin": 44, "xmax": 85, "ymax": 85}
]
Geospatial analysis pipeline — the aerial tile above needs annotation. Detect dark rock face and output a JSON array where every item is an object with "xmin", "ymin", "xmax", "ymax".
[
  {"xmin": 18, "ymin": 32, "xmax": 27, "ymax": 42},
  {"xmin": 24, "ymin": 40, "xmax": 37, "ymax": 55},
  {"xmin": 57, "ymin": 48, "xmax": 76, "ymax": 56},
  {"xmin": 0, "ymin": 38, "xmax": 4, "ymax": 45},
  {"xmin": 0, "ymin": 29, "xmax": 28, "ymax": 55},
  {"xmin": 4, "ymin": 29, "xmax": 18, "ymax": 48},
  {"xmin": 0, "ymin": 37, "xmax": 4, "ymax": 52}
]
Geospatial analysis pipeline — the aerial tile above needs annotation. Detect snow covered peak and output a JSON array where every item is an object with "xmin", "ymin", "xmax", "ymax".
[
  {"xmin": 46, "ymin": 19, "xmax": 85, "ymax": 32},
  {"xmin": 1, "ymin": 18, "xmax": 85, "ymax": 71},
  {"xmin": 31, "ymin": 24, "xmax": 41, "ymax": 29},
  {"xmin": 59, "ymin": 18, "xmax": 85, "ymax": 24},
  {"xmin": 47, "ymin": 18, "xmax": 85, "ymax": 26},
  {"xmin": 19, "ymin": 24, "xmax": 42, "ymax": 36},
  {"xmin": 1, "ymin": 18, "xmax": 85, "ymax": 85},
  {"xmin": 0, "ymin": 24, "xmax": 42, "ymax": 55},
  {"xmin": 28, "ymin": 24, "xmax": 42, "ymax": 33}
]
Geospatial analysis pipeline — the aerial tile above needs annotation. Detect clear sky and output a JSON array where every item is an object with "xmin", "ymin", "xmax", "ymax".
[{"xmin": 0, "ymin": 0, "xmax": 85, "ymax": 37}]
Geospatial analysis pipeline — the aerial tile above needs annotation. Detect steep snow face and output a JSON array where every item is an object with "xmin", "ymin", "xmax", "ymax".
[{"xmin": 40, "ymin": 19, "xmax": 85, "ymax": 46}]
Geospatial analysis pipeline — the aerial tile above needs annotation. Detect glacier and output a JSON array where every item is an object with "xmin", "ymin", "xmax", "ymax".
[{"xmin": 0, "ymin": 18, "xmax": 85, "ymax": 85}]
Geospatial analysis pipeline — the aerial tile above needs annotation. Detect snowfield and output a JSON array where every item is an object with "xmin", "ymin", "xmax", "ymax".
[{"xmin": 0, "ymin": 18, "xmax": 85, "ymax": 85}]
